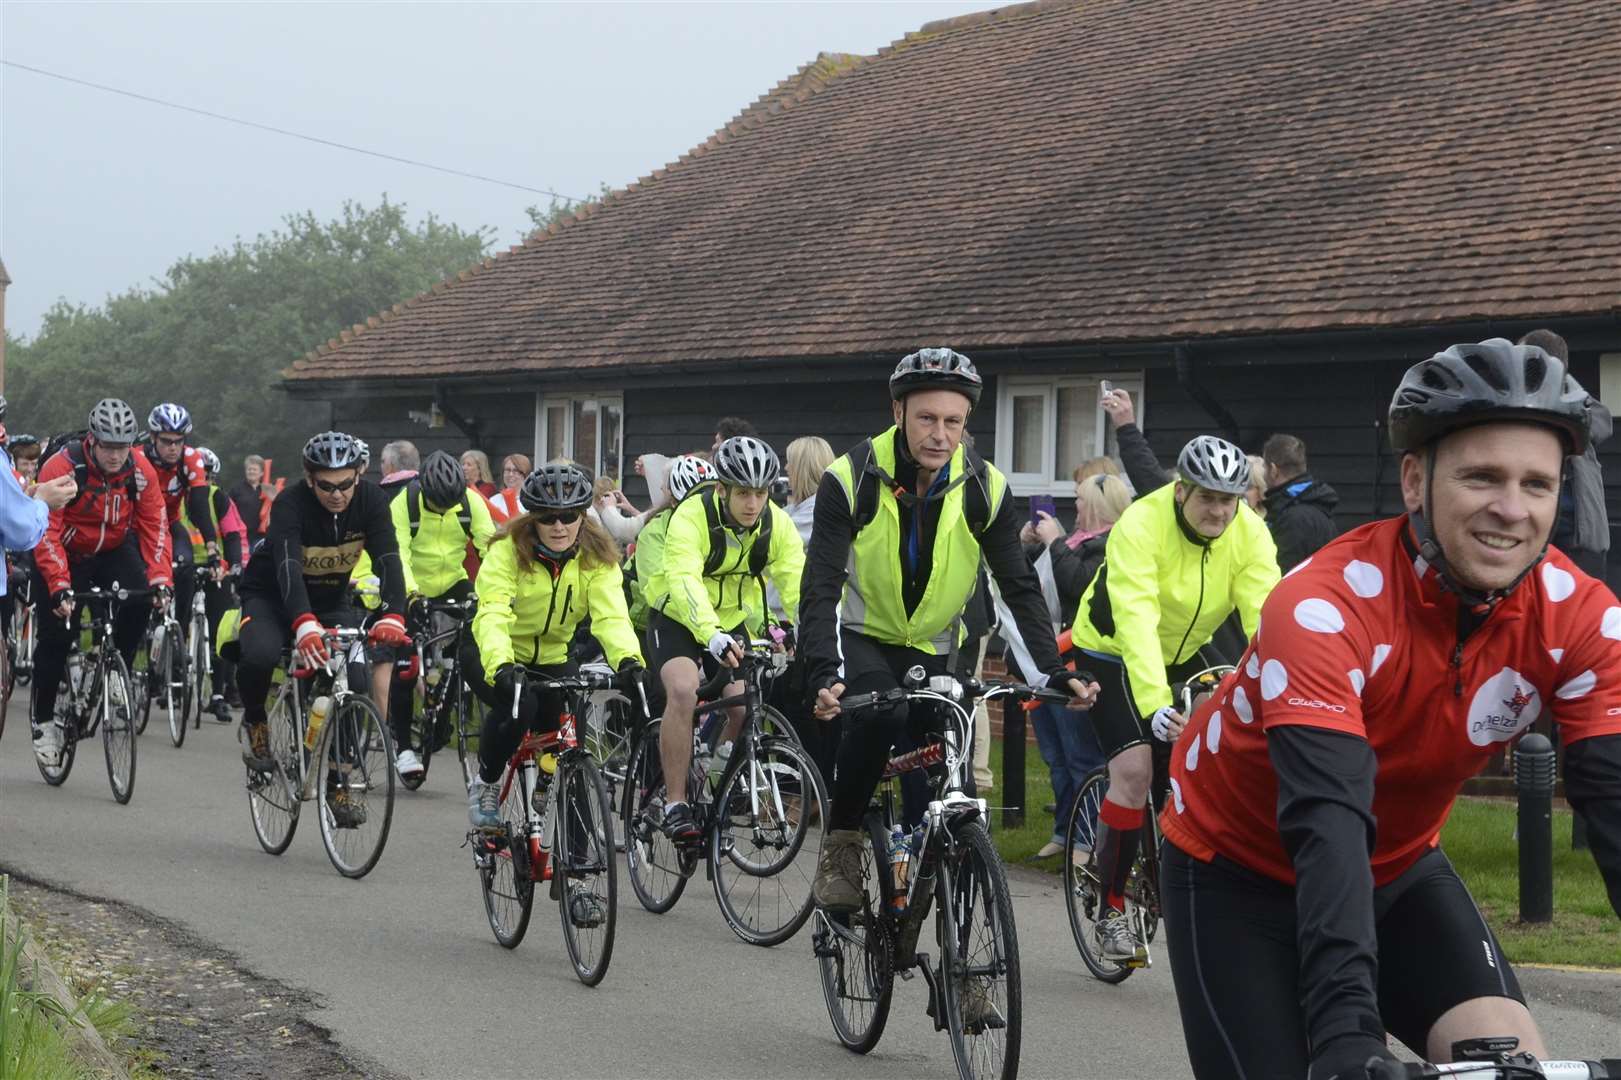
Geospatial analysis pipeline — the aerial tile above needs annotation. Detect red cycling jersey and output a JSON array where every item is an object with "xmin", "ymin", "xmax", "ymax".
[
  {"xmin": 142, "ymin": 443, "xmax": 208, "ymax": 523},
  {"xmin": 1162, "ymin": 516, "xmax": 1621, "ymax": 887},
  {"xmin": 34, "ymin": 440, "xmax": 172, "ymax": 596}
]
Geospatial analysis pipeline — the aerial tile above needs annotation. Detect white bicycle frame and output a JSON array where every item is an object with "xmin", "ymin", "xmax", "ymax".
[{"xmin": 271, "ymin": 631, "xmax": 369, "ymax": 804}]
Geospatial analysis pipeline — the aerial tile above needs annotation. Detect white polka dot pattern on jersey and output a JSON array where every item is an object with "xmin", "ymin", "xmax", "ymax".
[
  {"xmin": 1541, "ymin": 564, "xmax": 1576, "ymax": 603},
  {"xmin": 1170, "ymin": 776, "xmax": 1184, "ymax": 814},
  {"xmin": 1261, "ymin": 659, "xmax": 1289, "ymax": 700},
  {"xmin": 1348, "ymin": 668, "xmax": 1366, "ymax": 696},
  {"xmin": 1232, "ymin": 684, "xmax": 1254, "ymax": 724},
  {"xmin": 1284, "ymin": 557, "xmax": 1313, "ymax": 579},
  {"xmin": 1245, "ymin": 652, "xmax": 1261, "ymax": 679},
  {"xmin": 1343, "ymin": 560, "xmax": 1384, "ymax": 598},
  {"xmin": 1371, "ymin": 643, "xmax": 1393, "ymax": 677},
  {"xmin": 1556, "ymin": 670, "xmax": 1597, "ymax": 700},
  {"xmin": 1185, "ymin": 733, "xmax": 1201, "ymax": 771},
  {"xmin": 1550, "ymin": 648, "xmax": 1565, "ymax": 663},
  {"xmin": 1294, "ymin": 598, "xmax": 1345, "ymax": 634},
  {"xmin": 1604, "ymin": 608, "xmax": 1621, "ymax": 641},
  {"xmin": 1207, "ymin": 710, "xmax": 1223, "ymax": 752}
]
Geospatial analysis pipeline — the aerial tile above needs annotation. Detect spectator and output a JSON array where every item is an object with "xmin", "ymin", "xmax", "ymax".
[
  {"xmin": 9, "ymin": 437, "xmax": 43, "ymax": 490},
  {"xmin": 1260, "ymin": 433, "xmax": 1339, "ymax": 573},
  {"xmin": 380, "ymin": 441, "xmax": 420, "ymax": 493},
  {"xmin": 1099, "ymin": 387, "xmax": 1173, "ymax": 495},
  {"xmin": 228, "ymin": 454, "xmax": 274, "ymax": 548},
  {"xmin": 1520, "ymin": 328, "xmax": 1611, "ymax": 582},
  {"xmin": 1076, "ymin": 456, "xmax": 1121, "ymax": 482},
  {"xmin": 487, "ymin": 453, "xmax": 531, "ymax": 524},
  {"xmin": 784, "ymin": 436, "xmax": 834, "ymax": 544},
  {"xmin": 460, "ymin": 449, "xmax": 497, "ymax": 498},
  {"xmin": 1245, "ymin": 454, "xmax": 1268, "ymax": 516},
  {"xmin": 593, "ymin": 473, "xmax": 648, "ymax": 547},
  {"xmin": 712, "ymin": 416, "xmax": 757, "ymax": 455}
]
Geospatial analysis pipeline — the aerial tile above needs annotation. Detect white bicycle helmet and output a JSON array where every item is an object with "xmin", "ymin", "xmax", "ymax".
[
  {"xmin": 197, "ymin": 447, "xmax": 221, "ymax": 477},
  {"xmin": 1177, "ymin": 435, "xmax": 1250, "ymax": 496},
  {"xmin": 713, "ymin": 436, "xmax": 780, "ymax": 490},
  {"xmin": 669, "ymin": 454, "xmax": 717, "ymax": 501}
]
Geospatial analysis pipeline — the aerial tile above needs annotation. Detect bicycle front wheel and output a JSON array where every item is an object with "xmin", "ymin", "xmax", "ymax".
[
  {"xmin": 1064, "ymin": 769, "xmax": 1132, "ymax": 984},
  {"xmin": 711, "ymin": 736, "xmax": 828, "ymax": 947},
  {"xmin": 555, "ymin": 755, "xmax": 618, "ymax": 986},
  {"xmin": 33, "ymin": 679, "xmax": 75, "ymax": 786},
  {"xmin": 622, "ymin": 720, "xmax": 689, "ymax": 914},
  {"xmin": 937, "ymin": 821, "xmax": 1022, "ymax": 1080},
  {"xmin": 814, "ymin": 813, "xmax": 894, "ymax": 1054},
  {"xmin": 100, "ymin": 654, "xmax": 137, "ymax": 804},
  {"xmin": 247, "ymin": 688, "xmax": 302, "ymax": 855},
  {"xmin": 315, "ymin": 696, "xmax": 395, "ymax": 878},
  {"xmin": 169, "ymin": 632, "xmax": 191, "ymax": 747}
]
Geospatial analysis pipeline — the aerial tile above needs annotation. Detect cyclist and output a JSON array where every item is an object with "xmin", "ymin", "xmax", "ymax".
[
  {"xmin": 9, "ymin": 434, "xmax": 43, "ymax": 490},
  {"xmin": 141, "ymin": 404, "xmax": 220, "ymax": 648},
  {"xmin": 802, "ymin": 348, "xmax": 1099, "ymax": 912},
  {"xmin": 464, "ymin": 463, "xmax": 644, "ymax": 830},
  {"xmin": 626, "ymin": 454, "xmax": 717, "ymax": 633},
  {"xmin": 1160, "ymin": 340, "xmax": 1621, "ymax": 1079},
  {"xmin": 388, "ymin": 449, "xmax": 495, "ymax": 780},
  {"xmin": 1066, "ymin": 432, "xmax": 1278, "ymax": 962},
  {"xmin": 181, "ymin": 447, "xmax": 248, "ymax": 720},
  {"xmin": 642, "ymin": 435, "xmax": 803, "ymax": 845},
  {"xmin": 236, "ymin": 432, "xmax": 409, "ymax": 827},
  {"xmin": 30, "ymin": 399, "xmax": 172, "ymax": 767}
]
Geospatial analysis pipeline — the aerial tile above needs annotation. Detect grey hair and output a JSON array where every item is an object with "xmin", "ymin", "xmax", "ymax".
[{"xmin": 380, "ymin": 440, "xmax": 420, "ymax": 474}]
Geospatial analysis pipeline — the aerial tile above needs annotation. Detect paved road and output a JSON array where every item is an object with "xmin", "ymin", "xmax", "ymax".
[{"xmin": 2, "ymin": 705, "xmax": 1617, "ymax": 1079}]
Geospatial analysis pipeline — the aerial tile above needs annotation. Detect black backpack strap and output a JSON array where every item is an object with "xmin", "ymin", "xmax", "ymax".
[
  {"xmin": 406, "ymin": 481, "xmax": 422, "ymax": 539},
  {"xmin": 456, "ymin": 492, "xmax": 472, "ymax": 537},
  {"xmin": 959, "ymin": 443, "xmax": 994, "ymax": 537},
  {"xmin": 849, "ymin": 439, "xmax": 880, "ymax": 534},
  {"xmin": 701, "ymin": 486, "xmax": 726, "ymax": 578},
  {"xmin": 749, "ymin": 503, "xmax": 773, "ymax": 578},
  {"xmin": 857, "ymin": 438, "xmax": 991, "ymax": 537}
]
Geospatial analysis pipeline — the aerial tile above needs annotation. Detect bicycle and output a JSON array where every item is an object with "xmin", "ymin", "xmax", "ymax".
[
  {"xmin": 623, "ymin": 642, "xmax": 829, "ymax": 947},
  {"xmin": 1367, "ymin": 1037, "xmax": 1621, "ymax": 1077},
  {"xmin": 1063, "ymin": 662, "xmax": 1235, "ymax": 982},
  {"xmin": 398, "ymin": 595, "xmax": 478, "ymax": 792},
  {"xmin": 812, "ymin": 670, "xmax": 1068, "ymax": 1080},
  {"xmin": 244, "ymin": 626, "xmax": 397, "ymax": 879},
  {"xmin": 467, "ymin": 667, "xmax": 620, "ymax": 986},
  {"xmin": 183, "ymin": 563, "xmax": 236, "ymax": 733},
  {"xmin": 133, "ymin": 580, "xmax": 190, "ymax": 744},
  {"xmin": 6, "ymin": 579, "xmax": 36, "ymax": 690},
  {"xmin": 30, "ymin": 585, "xmax": 143, "ymax": 804}
]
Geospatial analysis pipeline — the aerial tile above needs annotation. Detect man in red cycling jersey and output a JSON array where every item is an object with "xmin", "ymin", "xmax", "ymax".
[
  {"xmin": 1160, "ymin": 340, "xmax": 1621, "ymax": 1079},
  {"xmin": 142, "ymin": 403, "xmax": 220, "ymax": 639},
  {"xmin": 30, "ymin": 398, "xmax": 172, "ymax": 766}
]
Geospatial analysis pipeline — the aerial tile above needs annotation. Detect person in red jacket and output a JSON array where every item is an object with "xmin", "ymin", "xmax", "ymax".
[
  {"xmin": 142, "ymin": 403, "xmax": 220, "ymax": 646},
  {"xmin": 29, "ymin": 398, "xmax": 173, "ymax": 767}
]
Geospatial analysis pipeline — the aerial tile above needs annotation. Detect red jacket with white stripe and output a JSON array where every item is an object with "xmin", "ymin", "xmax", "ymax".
[{"xmin": 34, "ymin": 440, "xmax": 172, "ymax": 596}]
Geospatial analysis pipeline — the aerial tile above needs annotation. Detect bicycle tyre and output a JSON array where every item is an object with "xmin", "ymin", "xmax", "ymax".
[
  {"xmin": 815, "ymin": 812, "xmax": 895, "ymax": 1054},
  {"xmin": 556, "ymin": 755, "xmax": 618, "ymax": 986},
  {"xmin": 0, "ymin": 636, "xmax": 11, "ymax": 742},
  {"xmin": 1063, "ymin": 769, "xmax": 1133, "ymax": 984},
  {"xmin": 247, "ymin": 689, "xmax": 302, "ymax": 855},
  {"xmin": 937, "ymin": 820, "xmax": 1022, "ymax": 1080},
  {"xmin": 132, "ymin": 649, "xmax": 152, "ymax": 737},
  {"xmin": 170, "ymin": 634, "xmax": 190, "ymax": 748},
  {"xmin": 622, "ymin": 720, "xmax": 689, "ymax": 915},
  {"xmin": 711, "ymin": 736, "xmax": 828, "ymax": 947},
  {"xmin": 34, "ymin": 677, "xmax": 77, "ymax": 786},
  {"xmin": 399, "ymin": 676, "xmax": 430, "ymax": 792},
  {"xmin": 478, "ymin": 764, "xmax": 535, "ymax": 948},
  {"xmin": 100, "ymin": 653, "xmax": 137, "ymax": 805},
  {"xmin": 315, "ymin": 695, "xmax": 395, "ymax": 879},
  {"xmin": 455, "ymin": 683, "xmax": 483, "ymax": 791},
  {"xmin": 189, "ymin": 623, "xmax": 209, "ymax": 731}
]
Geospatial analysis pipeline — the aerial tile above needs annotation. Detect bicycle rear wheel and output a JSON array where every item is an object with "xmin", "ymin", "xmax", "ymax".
[
  {"xmin": 169, "ymin": 630, "xmax": 191, "ymax": 747},
  {"xmin": 248, "ymin": 688, "xmax": 302, "ymax": 855},
  {"xmin": 1064, "ymin": 769, "xmax": 1132, "ymax": 984},
  {"xmin": 622, "ymin": 720, "xmax": 689, "ymax": 914},
  {"xmin": 400, "ymin": 691, "xmax": 429, "ymax": 793},
  {"xmin": 937, "ymin": 821, "xmax": 1021, "ymax": 1080},
  {"xmin": 34, "ymin": 678, "xmax": 77, "ymax": 786},
  {"xmin": 711, "ymin": 736, "xmax": 827, "ymax": 947},
  {"xmin": 477, "ymin": 764, "xmax": 535, "ymax": 948},
  {"xmin": 555, "ymin": 755, "xmax": 618, "ymax": 985},
  {"xmin": 455, "ymin": 684, "xmax": 484, "ymax": 791},
  {"xmin": 315, "ymin": 696, "xmax": 394, "ymax": 878},
  {"xmin": 814, "ymin": 813, "xmax": 894, "ymax": 1054},
  {"xmin": 100, "ymin": 654, "xmax": 137, "ymax": 804}
]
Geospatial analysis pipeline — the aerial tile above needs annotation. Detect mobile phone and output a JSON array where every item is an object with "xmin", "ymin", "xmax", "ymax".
[
  {"xmin": 1099, "ymin": 379, "xmax": 1114, "ymax": 400},
  {"xmin": 1029, "ymin": 494, "xmax": 1058, "ymax": 524}
]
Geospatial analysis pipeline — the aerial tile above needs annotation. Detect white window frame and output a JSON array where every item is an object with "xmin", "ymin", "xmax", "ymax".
[
  {"xmin": 994, "ymin": 371, "xmax": 1146, "ymax": 496},
  {"xmin": 534, "ymin": 391, "xmax": 625, "ymax": 481}
]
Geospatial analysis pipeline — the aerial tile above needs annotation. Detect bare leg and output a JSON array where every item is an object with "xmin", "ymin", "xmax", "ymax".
[{"xmin": 659, "ymin": 657, "xmax": 700, "ymax": 804}]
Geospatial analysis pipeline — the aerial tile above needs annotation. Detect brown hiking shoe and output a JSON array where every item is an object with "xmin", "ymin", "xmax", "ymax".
[
  {"xmin": 812, "ymin": 829, "xmax": 867, "ymax": 912},
  {"xmin": 241, "ymin": 721, "xmax": 274, "ymax": 774},
  {"xmin": 327, "ymin": 786, "xmax": 368, "ymax": 829}
]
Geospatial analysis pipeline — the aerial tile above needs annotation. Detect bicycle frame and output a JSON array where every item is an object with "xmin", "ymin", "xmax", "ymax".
[
  {"xmin": 491, "ymin": 717, "xmax": 582, "ymax": 885},
  {"xmin": 268, "ymin": 631, "xmax": 372, "ymax": 805}
]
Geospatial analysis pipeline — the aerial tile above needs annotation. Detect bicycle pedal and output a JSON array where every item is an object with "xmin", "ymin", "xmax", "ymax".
[{"xmin": 1126, "ymin": 947, "xmax": 1151, "ymax": 969}]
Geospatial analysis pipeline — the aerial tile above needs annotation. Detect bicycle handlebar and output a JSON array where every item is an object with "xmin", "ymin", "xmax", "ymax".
[
  {"xmin": 840, "ymin": 677, "xmax": 1072, "ymax": 714},
  {"xmin": 518, "ymin": 667, "xmax": 622, "ymax": 694},
  {"xmin": 1374, "ymin": 1061, "xmax": 1621, "ymax": 1078}
]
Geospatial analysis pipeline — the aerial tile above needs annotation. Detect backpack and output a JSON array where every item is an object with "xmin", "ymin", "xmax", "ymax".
[
  {"xmin": 46, "ymin": 432, "xmax": 140, "ymax": 511},
  {"xmin": 404, "ymin": 481, "xmax": 472, "ymax": 539},
  {"xmin": 846, "ymin": 437, "xmax": 994, "ymax": 538}
]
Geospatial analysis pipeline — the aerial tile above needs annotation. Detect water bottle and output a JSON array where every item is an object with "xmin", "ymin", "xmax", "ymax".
[
  {"xmin": 425, "ymin": 665, "xmax": 443, "ymax": 688},
  {"xmin": 888, "ymin": 824, "xmax": 912, "ymax": 913},
  {"xmin": 151, "ymin": 621, "xmax": 165, "ymax": 663},
  {"xmin": 706, "ymin": 740, "xmax": 733, "ymax": 796},
  {"xmin": 303, "ymin": 695, "xmax": 331, "ymax": 752}
]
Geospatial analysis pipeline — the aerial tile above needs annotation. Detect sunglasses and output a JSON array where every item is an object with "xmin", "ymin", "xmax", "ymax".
[
  {"xmin": 314, "ymin": 477, "xmax": 357, "ymax": 495},
  {"xmin": 536, "ymin": 511, "xmax": 581, "ymax": 526},
  {"xmin": 155, "ymin": 435, "xmax": 187, "ymax": 448}
]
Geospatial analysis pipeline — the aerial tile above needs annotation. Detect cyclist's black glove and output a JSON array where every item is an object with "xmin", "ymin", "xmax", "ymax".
[
  {"xmin": 494, "ymin": 663, "xmax": 523, "ymax": 700},
  {"xmin": 615, "ymin": 657, "xmax": 645, "ymax": 691},
  {"xmin": 50, "ymin": 588, "xmax": 71, "ymax": 612},
  {"xmin": 1308, "ymin": 1034, "xmax": 1399, "ymax": 1080},
  {"xmin": 152, "ymin": 584, "xmax": 173, "ymax": 609},
  {"xmin": 407, "ymin": 595, "xmax": 429, "ymax": 627}
]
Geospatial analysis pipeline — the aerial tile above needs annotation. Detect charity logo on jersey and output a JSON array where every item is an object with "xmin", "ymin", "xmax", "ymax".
[{"xmin": 1466, "ymin": 667, "xmax": 1542, "ymax": 746}]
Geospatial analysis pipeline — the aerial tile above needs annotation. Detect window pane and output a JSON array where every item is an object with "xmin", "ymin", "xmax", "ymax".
[
  {"xmin": 600, "ymin": 402, "xmax": 623, "ymax": 482},
  {"xmin": 1011, "ymin": 394, "xmax": 1045, "ymax": 474},
  {"xmin": 1054, "ymin": 384, "xmax": 1098, "ymax": 481},
  {"xmin": 572, "ymin": 400, "xmax": 599, "ymax": 474},
  {"xmin": 545, "ymin": 404, "xmax": 568, "ymax": 463}
]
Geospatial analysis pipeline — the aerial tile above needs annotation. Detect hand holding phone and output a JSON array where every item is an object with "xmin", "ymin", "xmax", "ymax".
[{"xmin": 1029, "ymin": 494, "xmax": 1058, "ymax": 525}]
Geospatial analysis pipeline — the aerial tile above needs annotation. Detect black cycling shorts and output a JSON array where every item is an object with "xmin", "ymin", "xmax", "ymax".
[
  {"xmin": 1163, "ymin": 842, "xmax": 1524, "ymax": 1077},
  {"xmin": 645, "ymin": 608, "xmax": 742, "ymax": 682},
  {"xmin": 1087, "ymin": 646, "xmax": 1225, "ymax": 760}
]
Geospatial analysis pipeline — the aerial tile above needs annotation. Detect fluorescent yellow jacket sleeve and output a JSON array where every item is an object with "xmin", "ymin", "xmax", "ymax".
[
  {"xmin": 584, "ymin": 560, "xmax": 644, "ymax": 670},
  {"xmin": 1096, "ymin": 501, "xmax": 1174, "ymax": 716},
  {"xmin": 660, "ymin": 496, "xmax": 724, "ymax": 640},
  {"xmin": 389, "ymin": 490, "xmax": 419, "ymax": 596},
  {"xmin": 472, "ymin": 534, "xmax": 520, "ymax": 679}
]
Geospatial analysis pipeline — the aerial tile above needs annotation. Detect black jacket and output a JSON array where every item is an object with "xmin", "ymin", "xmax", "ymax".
[
  {"xmin": 241, "ymin": 478, "xmax": 405, "ymax": 620},
  {"xmin": 227, "ymin": 480, "xmax": 264, "ymax": 545},
  {"xmin": 1114, "ymin": 423, "xmax": 1172, "ymax": 497},
  {"xmin": 1025, "ymin": 529, "xmax": 1109, "ymax": 623},
  {"xmin": 1263, "ymin": 474, "xmax": 1340, "ymax": 573}
]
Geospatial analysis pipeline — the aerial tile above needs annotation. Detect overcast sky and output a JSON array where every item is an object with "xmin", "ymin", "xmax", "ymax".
[{"xmin": 1, "ymin": 1, "xmax": 985, "ymax": 339}]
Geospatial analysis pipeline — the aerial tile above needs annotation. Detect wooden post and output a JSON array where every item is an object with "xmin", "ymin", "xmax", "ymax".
[{"xmin": 1002, "ymin": 702, "xmax": 1027, "ymax": 829}]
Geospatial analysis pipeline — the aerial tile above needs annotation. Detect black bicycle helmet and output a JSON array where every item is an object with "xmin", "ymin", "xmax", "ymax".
[
  {"xmin": 7, "ymin": 433, "xmax": 39, "ymax": 451},
  {"xmin": 419, "ymin": 450, "xmax": 465, "ymax": 508},
  {"xmin": 88, "ymin": 399, "xmax": 140, "ymax": 444},
  {"xmin": 713, "ymin": 436, "xmax": 780, "ymax": 490},
  {"xmin": 518, "ymin": 463, "xmax": 594, "ymax": 512},
  {"xmin": 889, "ymin": 347, "xmax": 984, "ymax": 406},
  {"xmin": 302, "ymin": 431, "xmax": 365, "ymax": 471},
  {"xmin": 1389, "ymin": 339, "xmax": 1590, "ymax": 454}
]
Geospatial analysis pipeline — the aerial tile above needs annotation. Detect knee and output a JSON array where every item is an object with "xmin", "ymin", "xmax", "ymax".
[
  {"xmin": 661, "ymin": 666, "xmax": 698, "ymax": 710},
  {"xmin": 1110, "ymin": 748, "xmax": 1153, "ymax": 794}
]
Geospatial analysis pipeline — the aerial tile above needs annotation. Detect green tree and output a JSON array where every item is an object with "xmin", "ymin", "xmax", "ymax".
[{"xmin": 7, "ymin": 197, "xmax": 490, "ymax": 476}]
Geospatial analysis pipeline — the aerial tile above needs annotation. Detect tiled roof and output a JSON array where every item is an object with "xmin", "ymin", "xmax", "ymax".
[{"xmin": 289, "ymin": 0, "xmax": 1621, "ymax": 383}]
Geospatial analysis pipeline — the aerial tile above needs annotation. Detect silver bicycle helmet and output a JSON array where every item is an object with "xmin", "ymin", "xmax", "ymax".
[
  {"xmin": 1177, "ymin": 435, "xmax": 1250, "ymax": 496},
  {"xmin": 669, "ymin": 454, "xmax": 717, "ymax": 501},
  {"xmin": 88, "ymin": 399, "xmax": 140, "ymax": 445},
  {"xmin": 1389, "ymin": 339, "xmax": 1590, "ymax": 454},
  {"xmin": 889, "ymin": 348, "xmax": 984, "ymax": 406},
  {"xmin": 148, "ymin": 403, "xmax": 193, "ymax": 435},
  {"xmin": 519, "ymin": 463, "xmax": 594, "ymax": 512},
  {"xmin": 302, "ymin": 431, "xmax": 365, "ymax": 471},
  {"xmin": 713, "ymin": 436, "xmax": 780, "ymax": 490},
  {"xmin": 419, "ymin": 450, "xmax": 465, "ymax": 508}
]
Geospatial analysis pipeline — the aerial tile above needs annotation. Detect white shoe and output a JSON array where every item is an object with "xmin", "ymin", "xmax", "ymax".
[
  {"xmin": 33, "ymin": 727, "xmax": 64, "ymax": 767},
  {"xmin": 396, "ymin": 748, "xmax": 425, "ymax": 778}
]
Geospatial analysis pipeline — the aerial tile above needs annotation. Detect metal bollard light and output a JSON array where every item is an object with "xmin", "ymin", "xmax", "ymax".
[{"xmin": 1515, "ymin": 732, "xmax": 1556, "ymax": 924}]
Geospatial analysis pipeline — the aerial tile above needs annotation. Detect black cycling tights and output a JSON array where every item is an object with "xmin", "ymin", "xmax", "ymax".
[{"xmin": 459, "ymin": 637, "xmax": 572, "ymax": 785}]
